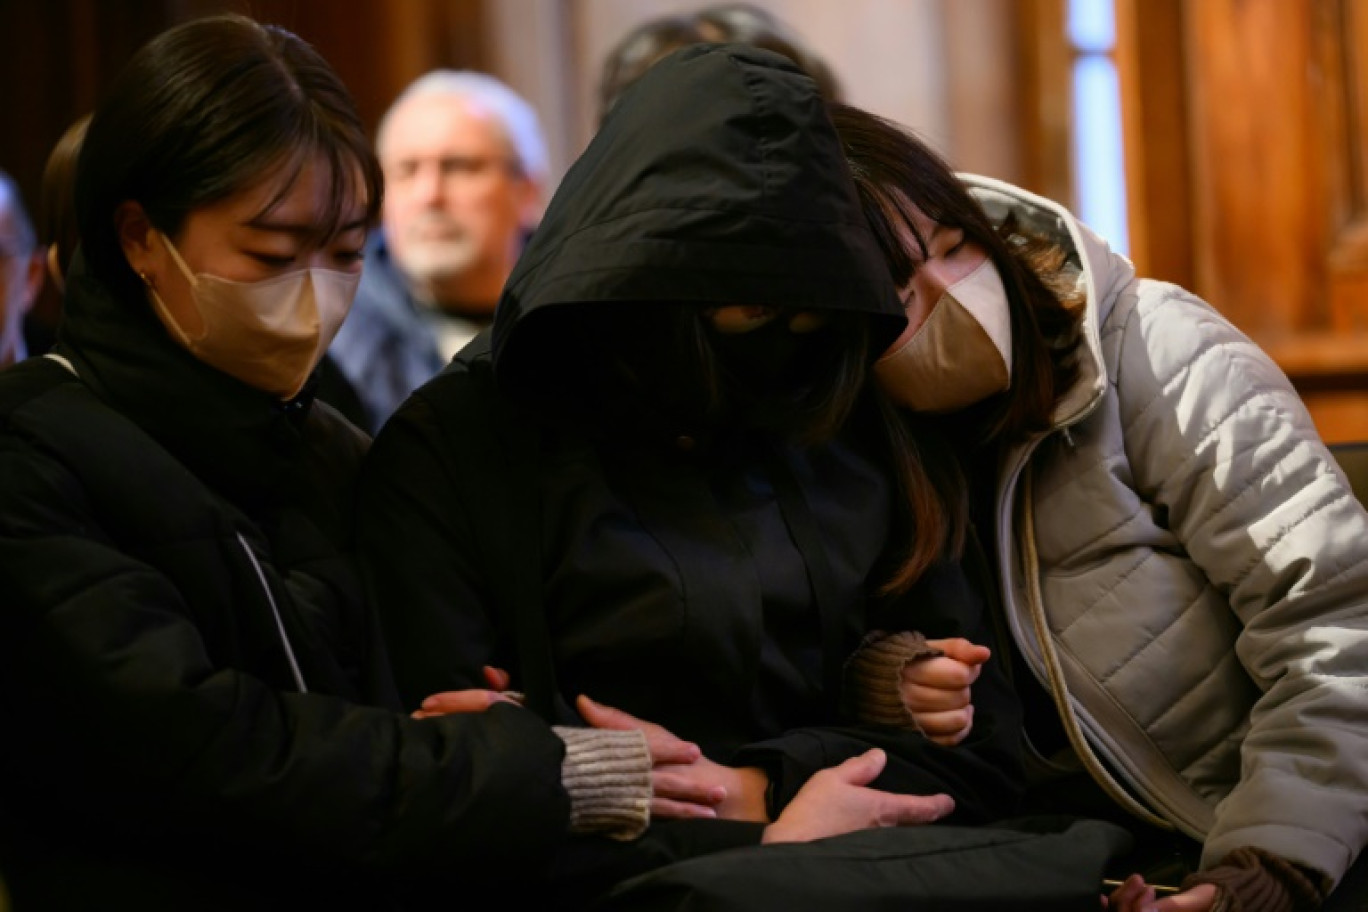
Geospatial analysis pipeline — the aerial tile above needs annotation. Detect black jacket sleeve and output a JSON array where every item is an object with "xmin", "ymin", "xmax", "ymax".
[
  {"xmin": 359, "ymin": 366, "xmax": 1024, "ymax": 827},
  {"xmin": 355, "ymin": 377, "xmax": 513, "ymax": 707},
  {"xmin": 0, "ymin": 430, "xmax": 572, "ymax": 876},
  {"xmin": 732, "ymin": 556, "xmax": 1026, "ymax": 825}
]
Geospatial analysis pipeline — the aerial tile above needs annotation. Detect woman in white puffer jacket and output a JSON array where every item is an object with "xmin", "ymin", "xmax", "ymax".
[{"xmin": 832, "ymin": 102, "xmax": 1368, "ymax": 912}]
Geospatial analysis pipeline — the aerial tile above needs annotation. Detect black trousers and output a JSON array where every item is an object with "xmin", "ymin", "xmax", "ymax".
[{"xmin": 591, "ymin": 817, "xmax": 1133, "ymax": 912}]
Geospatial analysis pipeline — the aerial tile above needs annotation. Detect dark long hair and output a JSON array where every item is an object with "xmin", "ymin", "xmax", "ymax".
[
  {"xmin": 75, "ymin": 14, "xmax": 383, "ymax": 300},
  {"xmin": 829, "ymin": 102, "xmax": 1085, "ymax": 593},
  {"xmin": 39, "ymin": 113, "xmax": 90, "ymax": 284}
]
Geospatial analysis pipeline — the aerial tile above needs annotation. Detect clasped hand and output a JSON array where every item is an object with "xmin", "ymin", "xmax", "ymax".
[{"xmin": 416, "ymin": 666, "xmax": 955, "ymax": 844}]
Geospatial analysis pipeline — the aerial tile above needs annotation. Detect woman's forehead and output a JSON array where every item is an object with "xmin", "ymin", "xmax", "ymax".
[{"xmin": 238, "ymin": 154, "xmax": 369, "ymax": 230}]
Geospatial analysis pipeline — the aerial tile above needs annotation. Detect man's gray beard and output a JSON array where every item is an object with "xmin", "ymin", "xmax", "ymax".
[{"xmin": 401, "ymin": 238, "xmax": 479, "ymax": 288}]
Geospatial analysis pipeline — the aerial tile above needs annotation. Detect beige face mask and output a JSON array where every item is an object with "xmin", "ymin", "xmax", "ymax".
[
  {"xmin": 148, "ymin": 232, "xmax": 360, "ymax": 399},
  {"xmin": 874, "ymin": 257, "xmax": 1012, "ymax": 413}
]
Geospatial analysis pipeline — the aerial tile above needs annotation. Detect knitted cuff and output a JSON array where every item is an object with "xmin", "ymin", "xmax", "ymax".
[
  {"xmin": 1181, "ymin": 847, "xmax": 1330, "ymax": 912},
  {"xmin": 553, "ymin": 726, "xmax": 651, "ymax": 842},
  {"xmin": 841, "ymin": 630, "xmax": 943, "ymax": 729}
]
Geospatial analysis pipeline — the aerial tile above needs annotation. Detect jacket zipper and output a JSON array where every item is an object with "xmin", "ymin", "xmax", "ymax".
[
  {"xmin": 1006, "ymin": 439, "xmax": 1217, "ymax": 839},
  {"xmin": 236, "ymin": 532, "xmax": 308, "ymax": 694},
  {"xmin": 43, "ymin": 353, "xmax": 310, "ymax": 695},
  {"xmin": 1016, "ymin": 465, "xmax": 1169, "ymax": 829}
]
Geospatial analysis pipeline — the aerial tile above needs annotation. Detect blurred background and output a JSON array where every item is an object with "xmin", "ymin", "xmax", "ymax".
[{"xmin": 3, "ymin": 0, "xmax": 1367, "ymax": 440}]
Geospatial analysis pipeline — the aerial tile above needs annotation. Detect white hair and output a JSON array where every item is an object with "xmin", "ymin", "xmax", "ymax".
[{"xmin": 378, "ymin": 70, "xmax": 550, "ymax": 186}]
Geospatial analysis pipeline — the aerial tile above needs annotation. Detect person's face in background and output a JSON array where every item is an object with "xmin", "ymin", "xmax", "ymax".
[
  {"xmin": 378, "ymin": 92, "xmax": 540, "ymax": 308},
  {"xmin": 0, "ymin": 184, "xmax": 45, "ymax": 368}
]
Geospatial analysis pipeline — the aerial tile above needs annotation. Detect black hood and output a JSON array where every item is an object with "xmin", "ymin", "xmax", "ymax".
[{"xmin": 491, "ymin": 43, "xmax": 904, "ymax": 393}]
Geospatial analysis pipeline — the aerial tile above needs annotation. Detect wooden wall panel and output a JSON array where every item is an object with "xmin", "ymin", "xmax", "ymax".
[
  {"xmin": 943, "ymin": 0, "xmax": 1027, "ymax": 187},
  {"xmin": 190, "ymin": 0, "xmax": 490, "ymax": 140},
  {"xmin": 0, "ymin": 0, "xmax": 178, "ymax": 348},
  {"xmin": 0, "ymin": 0, "xmax": 169, "ymax": 211},
  {"xmin": 1326, "ymin": 0, "xmax": 1368, "ymax": 334},
  {"xmin": 1184, "ymin": 0, "xmax": 1326, "ymax": 337},
  {"xmin": 0, "ymin": 0, "xmax": 490, "ymax": 200},
  {"xmin": 1123, "ymin": 0, "xmax": 1368, "ymax": 442},
  {"xmin": 1014, "ymin": 0, "xmax": 1074, "ymax": 209},
  {"xmin": 1115, "ymin": 0, "xmax": 1192, "ymax": 289}
]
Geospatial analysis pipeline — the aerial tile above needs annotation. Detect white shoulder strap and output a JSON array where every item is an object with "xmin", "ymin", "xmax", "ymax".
[{"xmin": 43, "ymin": 353, "xmax": 79, "ymax": 377}]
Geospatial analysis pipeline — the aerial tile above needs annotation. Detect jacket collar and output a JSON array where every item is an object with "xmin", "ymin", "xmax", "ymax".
[
  {"xmin": 353, "ymin": 231, "xmax": 430, "ymax": 335},
  {"xmin": 55, "ymin": 251, "xmax": 316, "ymax": 514},
  {"xmin": 962, "ymin": 173, "xmax": 1135, "ymax": 432}
]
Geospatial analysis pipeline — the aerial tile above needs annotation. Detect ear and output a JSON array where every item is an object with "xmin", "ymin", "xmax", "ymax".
[
  {"xmin": 45, "ymin": 244, "xmax": 64, "ymax": 294},
  {"xmin": 114, "ymin": 199, "xmax": 157, "ymax": 278}
]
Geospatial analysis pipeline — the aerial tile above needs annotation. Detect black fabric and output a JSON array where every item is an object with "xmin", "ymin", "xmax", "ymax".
[
  {"xmin": 364, "ymin": 354, "xmax": 1025, "ymax": 825},
  {"xmin": 593, "ymin": 817, "xmax": 1135, "ymax": 912},
  {"xmin": 361, "ymin": 37, "xmax": 1023, "ymax": 848},
  {"xmin": 0, "ymin": 256, "xmax": 578, "ymax": 909},
  {"xmin": 315, "ymin": 350, "xmax": 372, "ymax": 432},
  {"xmin": 490, "ymin": 43, "xmax": 907, "ymax": 402},
  {"xmin": 356, "ymin": 43, "xmax": 1047, "ymax": 908},
  {"xmin": 540, "ymin": 820, "xmax": 769, "ymax": 908},
  {"xmin": 1324, "ymin": 847, "xmax": 1368, "ymax": 911}
]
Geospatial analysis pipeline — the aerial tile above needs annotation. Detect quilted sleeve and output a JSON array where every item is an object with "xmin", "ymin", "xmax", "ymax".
[{"xmin": 1113, "ymin": 281, "xmax": 1368, "ymax": 886}]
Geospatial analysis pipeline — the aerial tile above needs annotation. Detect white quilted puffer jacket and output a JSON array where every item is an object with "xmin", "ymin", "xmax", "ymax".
[{"xmin": 966, "ymin": 174, "xmax": 1368, "ymax": 887}]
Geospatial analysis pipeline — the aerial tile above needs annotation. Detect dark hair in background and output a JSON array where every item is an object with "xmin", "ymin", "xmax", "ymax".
[
  {"xmin": 39, "ymin": 113, "xmax": 91, "ymax": 285},
  {"xmin": 829, "ymin": 101, "xmax": 1085, "ymax": 592},
  {"xmin": 74, "ymin": 13, "xmax": 383, "ymax": 300},
  {"xmin": 597, "ymin": 3, "xmax": 842, "ymax": 122}
]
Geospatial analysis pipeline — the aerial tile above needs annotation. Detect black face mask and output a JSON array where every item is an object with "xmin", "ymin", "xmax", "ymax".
[
  {"xmin": 707, "ymin": 315, "xmax": 847, "ymax": 439},
  {"xmin": 589, "ymin": 303, "xmax": 852, "ymax": 442},
  {"xmin": 711, "ymin": 317, "xmax": 819, "ymax": 396}
]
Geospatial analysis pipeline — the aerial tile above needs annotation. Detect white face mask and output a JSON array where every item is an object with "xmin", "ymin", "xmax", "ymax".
[
  {"xmin": 874, "ymin": 258, "xmax": 1012, "ymax": 413},
  {"xmin": 148, "ymin": 232, "xmax": 360, "ymax": 399}
]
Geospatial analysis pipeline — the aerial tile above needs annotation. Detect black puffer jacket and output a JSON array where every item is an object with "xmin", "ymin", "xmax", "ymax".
[
  {"xmin": 0, "ymin": 254, "xmax": 574, "ymax": 911},
  {"xmin": 359, "ymin": 44, "xmax": 1023, "ymax": 833}
]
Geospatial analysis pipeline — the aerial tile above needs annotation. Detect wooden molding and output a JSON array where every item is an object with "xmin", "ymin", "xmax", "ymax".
[
  {"xmin": 1114, "ymin": 0, "xmax": 1192, "ymax": 289},
  {"xmin": 1014, "ymin": 0, "xmax": 1072, "ymax": 204}
]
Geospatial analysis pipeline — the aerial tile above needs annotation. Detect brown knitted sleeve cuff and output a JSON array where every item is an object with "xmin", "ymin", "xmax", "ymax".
[
  {"xmin": 553, "ymin": 726, "xmax": 651, "ymax": 842},
  {"xmin": 841, "ymin": 630, "xmax": 943, "ymax": 730},
  {"xmin": 1181, "ymin": 847, "xmax": 1330, "ymax": 912}
]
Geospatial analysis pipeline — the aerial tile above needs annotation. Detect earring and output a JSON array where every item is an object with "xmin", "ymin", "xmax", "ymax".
[{"xmin": 138, "ymin": 271, "xmax": 155, "ymax": 289}]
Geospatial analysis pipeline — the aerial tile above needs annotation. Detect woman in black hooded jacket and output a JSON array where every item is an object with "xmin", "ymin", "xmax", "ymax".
[
  {"xmin": 358, "ymin": 43, "xmax": 1026, "ymax": 839},
  {"xmin": 0, "ymin": 15, "xmax": 696, "ymax": 910}
]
